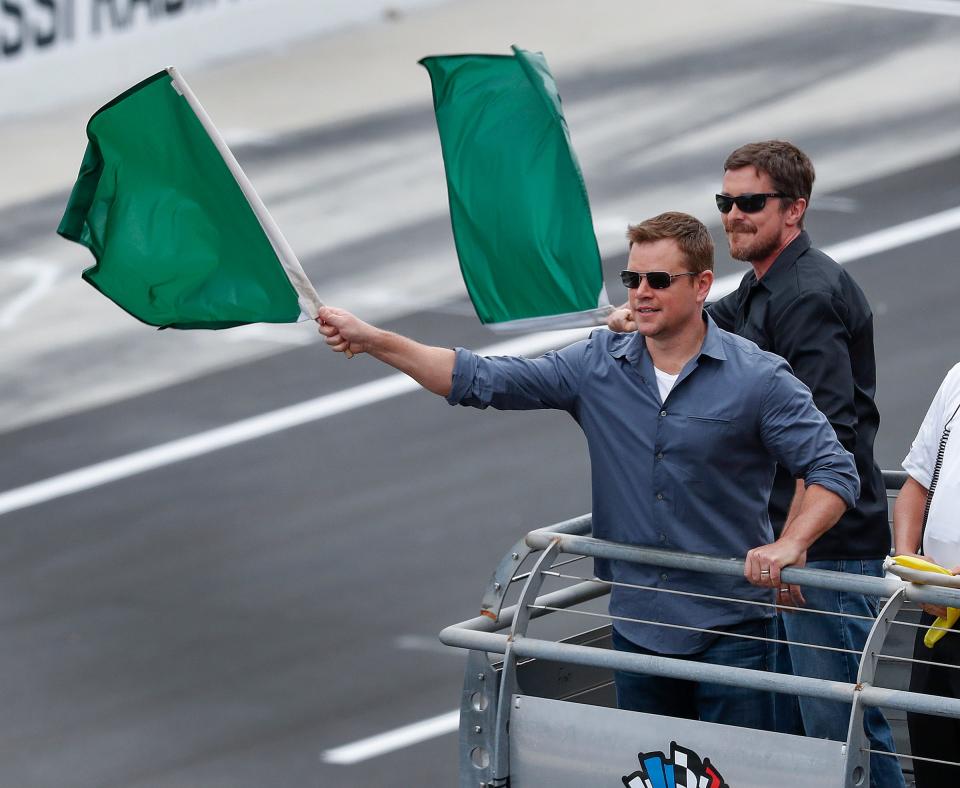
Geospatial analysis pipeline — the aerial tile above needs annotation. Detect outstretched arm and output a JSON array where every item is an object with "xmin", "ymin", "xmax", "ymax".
[{"xmin": 317, "ymin": 306, "xmax": 454, "ymax": 397}]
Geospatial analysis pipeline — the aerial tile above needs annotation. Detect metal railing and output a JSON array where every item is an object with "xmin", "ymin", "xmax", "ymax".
[{"xmin": 440, "ymin": 471, "xmax": 960, "ymax": 788}]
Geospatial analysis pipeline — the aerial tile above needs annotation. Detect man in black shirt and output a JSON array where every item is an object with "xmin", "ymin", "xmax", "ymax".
[{"xmin": 609, "ymin": 140, "xmax": 902, "ymax": 788}]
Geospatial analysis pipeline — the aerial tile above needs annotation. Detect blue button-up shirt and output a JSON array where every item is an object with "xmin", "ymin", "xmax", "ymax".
[{"xmin": 447, "ymin": 314, "xmax": 859, "ymax": 654}]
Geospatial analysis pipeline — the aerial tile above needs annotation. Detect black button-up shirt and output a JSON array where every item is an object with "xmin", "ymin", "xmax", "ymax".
[{"xmin": 708, "ymin": 231, "xmax": 889, "ymax": 561}]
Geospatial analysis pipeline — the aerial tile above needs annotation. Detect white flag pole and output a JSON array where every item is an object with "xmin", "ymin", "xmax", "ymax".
[
  {"xmin": 166, "ymin": 67, "xmax": 353, "ymax": 356},
  {"xmin": 165, "ymin": 66, "xmax": 323, "ymax": 323}
]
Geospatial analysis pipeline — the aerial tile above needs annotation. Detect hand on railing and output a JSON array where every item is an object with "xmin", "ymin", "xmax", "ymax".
[
  {"xmin": 744, "ymin": 537, "xmax": 807, "ymax": 606},
  {"xmin": 887, "ymin": 554, "xmax": 960, "ymax": 638}
]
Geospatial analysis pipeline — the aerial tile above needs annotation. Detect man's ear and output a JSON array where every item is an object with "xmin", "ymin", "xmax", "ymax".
[
  {"xmin": 697, "ymin": 270, "xmax": 714, "ymax": 303},
  {"xmin": 786, "ymin": 197, "xmax": 807, "ymax": 228}
]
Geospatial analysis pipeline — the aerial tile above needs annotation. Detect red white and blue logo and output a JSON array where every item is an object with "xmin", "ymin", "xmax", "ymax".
[{"xmin": 622, "ymin": 741, "xmax": 728, "ymax": 788}]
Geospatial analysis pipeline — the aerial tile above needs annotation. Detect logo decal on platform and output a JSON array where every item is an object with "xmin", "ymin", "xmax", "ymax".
[{"xmin": 622, "ymin": 741, "xmax": 729, "ymax": 788}]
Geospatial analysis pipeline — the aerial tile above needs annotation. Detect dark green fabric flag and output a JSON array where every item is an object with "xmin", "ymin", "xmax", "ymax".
[
  {"xmin": 58, "ymin": 69, "xmax": 314, "ymax": 330},
  {"xmin": 420, "ymin": 46, "xmax": 609, "ymax": 331}
]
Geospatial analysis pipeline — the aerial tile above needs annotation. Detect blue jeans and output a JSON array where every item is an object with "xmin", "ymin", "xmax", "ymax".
[
  {"xmin": 771, "ymin": 613, "xmax": 805, "ymax": 735},
  {"xmin": 781, "ymin": 559, "xmax": 905, "ymax": 788},
  {"xmin": 612, "ymin": 618, "xmax": 775, "ymax": 731}
]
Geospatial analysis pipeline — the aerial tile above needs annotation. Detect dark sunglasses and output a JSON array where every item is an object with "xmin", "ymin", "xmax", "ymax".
[
  {"xmin": 715, "ymin": 192, "xmax": 789, "ymax": 214},
  {"xmin": 620, "ymin": 270, "xmax": 697, "ymax": 290}
]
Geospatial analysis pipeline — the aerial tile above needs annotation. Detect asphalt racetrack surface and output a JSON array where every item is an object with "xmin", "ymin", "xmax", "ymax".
[{"xmin": 1, "ymin": 2, "xmax": 960, "ymax": 786}]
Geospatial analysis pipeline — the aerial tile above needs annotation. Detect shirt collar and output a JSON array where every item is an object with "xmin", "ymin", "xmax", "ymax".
[
  {"xmin": 752, "ymin": 230, "xmax": 811, "ymax": 290},
  {"xmin": 699, "ymin": 312, "xmax": 727, "ymax": 361},
  {"xmin": 608, "ymin": 312, "xmax": 727, "ymax": 365}
]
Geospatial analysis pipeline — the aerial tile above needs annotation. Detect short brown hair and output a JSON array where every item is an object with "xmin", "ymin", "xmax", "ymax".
[
  {"xmin": 626, "ymin": 211, "xmax": 714, "ymax": 274},
  {"xmin": 724, "ymin": 140, "xmax": 815, "ymax": 227}
]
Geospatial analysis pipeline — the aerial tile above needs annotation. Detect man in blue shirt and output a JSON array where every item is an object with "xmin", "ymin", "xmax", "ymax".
[
  {"xmin": 609, "ymin": 143, "xmax": 901, "ymax": 786},
  {"xmin": 317, "ymin": 211, "xmax": 859, "ymax": 730}
]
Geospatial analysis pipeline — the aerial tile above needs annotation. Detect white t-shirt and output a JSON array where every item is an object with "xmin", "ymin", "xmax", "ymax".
[
  {"xmin": 654, "ymin": 366, "xmax": 679, "ymax": 403},
  {"xmin": 902, "ymin": 363, "xmax": 960, "ymax": 569}
]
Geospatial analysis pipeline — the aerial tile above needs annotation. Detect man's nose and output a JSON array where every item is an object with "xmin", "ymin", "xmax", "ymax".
[
  {"xmin": 633, "ymin": 277, "xmax": 655, "ymax": 296},
  {"xmin": 726, "ymin": 202, "xmax": 745, "ymax": 221}
]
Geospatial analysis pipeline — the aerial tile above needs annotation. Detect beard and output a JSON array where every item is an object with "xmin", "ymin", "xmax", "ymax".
[{"xmin": 725, "ymin": 222, "xmax": 781, "ymax": 262}]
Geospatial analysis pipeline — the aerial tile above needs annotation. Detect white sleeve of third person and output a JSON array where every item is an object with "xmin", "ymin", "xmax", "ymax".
[{"xmin": 902, "ymin": 363, "xmax": 960, "ymax": 488}]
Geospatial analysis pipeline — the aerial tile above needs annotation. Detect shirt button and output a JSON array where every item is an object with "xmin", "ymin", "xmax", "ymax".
[
  {"xmin": 659, "ymin": 533, "xmax": 666, "ymax": 543},
  {"xmin": 656, "ymin": 452, "xmax": 664, "ymax": 460},
  {"xmin": 656, "ymin": 493, "xmax": 664, "ymax": 501},
  {"xmin": 660, "ymin": 410, "xmax": 667, "ymax": 417},
  {"xmin": 660, "ymin": 573, "xmax": 668, "ymax": 582}
]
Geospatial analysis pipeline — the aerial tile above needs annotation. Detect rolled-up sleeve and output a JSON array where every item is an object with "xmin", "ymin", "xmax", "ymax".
[
  {"xmin": 758, "ymin": 357, "xmax": 860, "ymax": 508},
  {"xmin": 446, "ymin": 341, "xmax": 587, "ymax": 412}
]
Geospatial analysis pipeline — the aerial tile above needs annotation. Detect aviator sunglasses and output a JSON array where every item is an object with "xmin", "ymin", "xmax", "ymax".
[
  {"xmin": 715, "ymin": 192, "xmax": 789, "ymax": 214},
  {"xmin": 620, "ymin": 270, "xmax": 698, "ymax": 290}
]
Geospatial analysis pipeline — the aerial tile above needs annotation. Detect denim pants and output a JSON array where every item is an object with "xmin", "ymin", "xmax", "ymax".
[
  {"xmin": 612, "ymin": 618, "xmax": 775, "ymax": 731},
  {"xmin": 780, "ymin": 559, "xmax": 905, "ymax": 788}
]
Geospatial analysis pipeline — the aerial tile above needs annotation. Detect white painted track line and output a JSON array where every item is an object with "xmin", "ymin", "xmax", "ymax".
[
  {"xmin": 321, "ymin": 709, "xmax": 460, "ymax": 765},
  {"xmin": 802, "ymin": 0, "xmax": 960, "ymax": 17},
  {"xmin": 0, "ymin": 328, "xmax": 589, "ymax": 518},
  {"xmin": 824, "ymin": 206, "xmax": 960, "ymax": 263},
  {"xmin": 3, "ymin": 206, "xmax": 960, "ymax": 519},
  {"xmin": 0, "ymin": 258, "xmax": 60, "ymax": 329}
]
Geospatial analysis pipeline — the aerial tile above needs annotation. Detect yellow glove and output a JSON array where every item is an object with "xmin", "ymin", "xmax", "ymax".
[{"xmin": 890, "ymin": 555, "xmax": 960, "ymax": 648}]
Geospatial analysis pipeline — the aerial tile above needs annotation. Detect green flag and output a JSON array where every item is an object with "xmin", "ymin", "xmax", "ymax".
[
  {"xmin": 420, "ymin": 46, "xmax": 610, "ymax": 332},
  {"xmin": 58, "ymin": 68, "xmax": 321, "ymax": 330}
]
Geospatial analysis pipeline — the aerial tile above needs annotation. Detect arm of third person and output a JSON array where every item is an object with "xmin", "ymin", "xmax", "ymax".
[{"xmin": 893, "ymin": 475, "xmax": 948, "ymax": 617}]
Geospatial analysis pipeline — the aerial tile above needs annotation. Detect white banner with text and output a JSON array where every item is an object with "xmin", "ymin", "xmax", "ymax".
[{"xmin": 1, "ymin": 0, "xmax": 437, "ymax": 118}]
